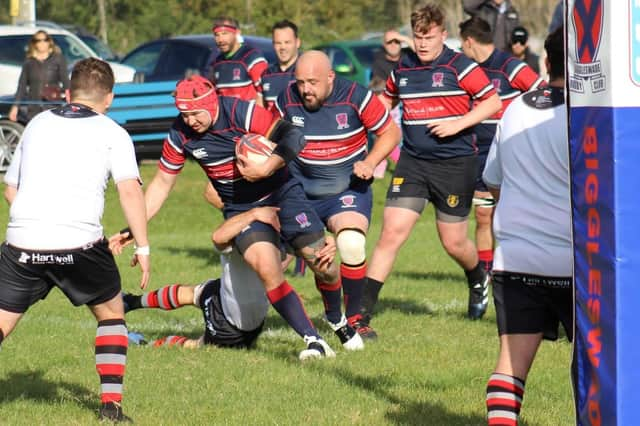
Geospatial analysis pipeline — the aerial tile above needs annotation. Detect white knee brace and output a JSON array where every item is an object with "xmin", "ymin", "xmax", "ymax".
[{"xmin": 336, "ymin": 229, "xmax": 366, "ymax": 265}]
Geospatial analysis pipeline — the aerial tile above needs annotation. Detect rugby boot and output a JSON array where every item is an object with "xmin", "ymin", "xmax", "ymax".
[
  {"xmin": 467, "ymin": 271, "xmax": 490, "ymax": 320},
  {"xmin": 326, "ymin": 315, "xmax": 364, "ymax": 350},
  {"xmin": 298, "ymin": 336, "xmax": 336, "ymax": 360}
]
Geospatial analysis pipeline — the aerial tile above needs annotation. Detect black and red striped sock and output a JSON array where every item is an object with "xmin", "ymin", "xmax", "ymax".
[
  {"xmin": 141, "ymin": 285, "xmax": 182, "ymax": 310},
  {"xmin": 486, "ymin": 372, "xmax": 525, "ymax": 425},
  {"xmin": 153, "ymin": 336, "xmax": 189, "ymax": 347},
  {"xmin": 341, "ymin": 261, "xmax": 366, "ymax": 321},
  {"xmin": 267, "ymin": 281, "xmax": 319, "ymax": 339},
  {"xmin": 95, "ymin": 319, "xmax": 128, "ymax": 404},
  {"xmin": 315, "ymin": 277, "xmax": 342, "ymax": 324},
  {"xmin": 478, "ymin": 250, "xmax": 494, "ymax": 273}
]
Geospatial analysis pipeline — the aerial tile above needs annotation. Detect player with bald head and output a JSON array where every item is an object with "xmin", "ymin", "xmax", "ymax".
[{"xmin": 273, "ymin": 50, "xmax": 401, "ymax": 340}]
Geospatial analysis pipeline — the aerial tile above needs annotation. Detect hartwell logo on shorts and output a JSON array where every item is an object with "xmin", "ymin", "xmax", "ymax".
[
  {"xmin": 233, "ymin": 68, "xmax": 241, "ymax": 81},
  {"xmin": 203, "ymin": 297, "xmax": 217, "ymax": 336},
  {"xmin": 391, "ymin": 177, "xmax": 404, "ymax": 193},
  {"xmin": 336, "ymin": 113, "xmax": 349, "ymax": 130},
  {"xmin": 432, "ymin": 72, "xmax": 444, "ymax": 88},
  {"xmin": 295, "ymin": 213, "xmax": 311, "ymax": 228},
  {"xmin": 340, "ymin": 195, "xmax": 356, "ymax": 208},
  {"xmin": 447, "ymin": 194, "xmax": 459, "ymax": 208},
  {"xmin": 19, "ymin": 252, "xmax": 30, "ymax": 263},
  {"xmin": 20, "ymin": 252, "xmax": 75, "ymax": 265}
]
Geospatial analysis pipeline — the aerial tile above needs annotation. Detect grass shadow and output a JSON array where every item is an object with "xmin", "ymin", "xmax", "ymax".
[
  {"xmin": 158, "ymin": 246, "xmax": 220, "ymax": 264},
  {"xmin": 391, "ymin": 270, "xmax": 464, "ymax": 282},
  {"xmin": 0, "ymin": 369, "xmax": 97, "ymax": 411}
]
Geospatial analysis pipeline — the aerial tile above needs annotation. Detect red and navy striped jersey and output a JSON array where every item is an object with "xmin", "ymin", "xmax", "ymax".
[
  {"xmin": 474, "ymin": 49, "xmax": 545, "ymax": 145},
  {"xmin": 384, "ymin": 46, "xmax": 496, "ymax": 160},
  {"xmin": 159, "ymin": 97, "xmax": 287, "ymax": 204},
  {"xmin": 210, "ymin": 44, "xmax": 268, "ymax": 101},
  {"xmin": 261, "ymin": 62, "xmax": 296, "ymax": 109},
  {"xmin": 274, "ymin": 76, "xmax": 392, "ymax": 198}
]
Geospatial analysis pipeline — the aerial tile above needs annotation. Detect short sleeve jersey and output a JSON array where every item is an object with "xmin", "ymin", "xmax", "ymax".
[
  {"xmin": 260, "ymin": 62, "xmax": 296, "ymax": 110},
  {"xmin": 483, "ymin": 87, "xmax": 571, "ymax": 276},
  {"xmin": 159, "ymin": 97, "xmax": 286, "ymax": 204},
  {"xmin": 474, "ymin": 49, "xmax": 545, "ymax": 145},
  {"xmin": 384, "ymin": 46, "xmax": 496, "ymax": 160},
  {"xmin": 5, "ymin": 104, "xmax": 140, "ymax": 249},
  {"xmin": 274, "ymin": 77, "xmax": 392, "ymax": 198},
  {"xmin": 210, "ymin": 44, "xmax": 268, "ymax": 101}
]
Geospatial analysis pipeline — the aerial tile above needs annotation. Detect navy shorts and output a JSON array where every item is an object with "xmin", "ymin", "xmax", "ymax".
[
  {"xmin": 386, "ymin": 151, "xmax": 477, "ymax": 218},
  {"xmin": 492, "ymin": 271, "xmax": 573, "ymax": 341},
  {"xmin": 198, "ymin": 279, "xmax": 263, "ymax": 348},
  {"xmin": 475, "ymin": 143, "xmax": 491, "ymax": 192},
  {"xmin": 0, "ymin": 239, "xmax": 121, "ymax": 313},
  {"xmin": 310, "ymin": 185, "xmax": 373, "ymax": 224},
  {"xmin": 224, "ymin": 178, "xmax": 325, "ymax": 254}
]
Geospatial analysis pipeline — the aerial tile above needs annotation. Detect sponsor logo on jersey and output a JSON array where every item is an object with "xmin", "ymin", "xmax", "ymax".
[
  {"xmin": 233, "ymin": 68, "xmax": 241, "ymax": 81},
  {"xmin": 391, "ymin": 177, "xmax": 404, "ymax": 193},
  {"xmin": 263, "ymin": 82, "xmax": 271, "ymax": 91},
  {"xmin": 336, "ymin": 113, "xmax": 349, "ymax": 130},
  {"xmin": 192, "ymin": 147, "xmax": 208, "ymax": 159},
  {"xmin": 291, "ymin": 116, "xmax": 305, "ymax": 127},
  {"xmin": 18, "ymin": 252, "xmax": 30, "ymax": 263},
  {"xmin": 214, "ymin": 72, "xmax": 220, "ymax": 80},
  {"xmin": 399, "ymin": 78, "xmax": 408, "ymax": 87},
  {"xmin": 491, "ymin": 78, "xmax": 502, "ymax": 92},
  {"xmin": 340, "ymin": 194, "xmax": 356, "ymax": 208},
  {"xmin": 570, "ymin": 0, "xmax": 605, "ymax": 93},
  {"xmin": 447, "ymin": 194, "xmax": 459, "ymax": 208},
  {"xmin": 432, "ymin": 72, "xmax": 444, "ymax": 88},
  {"xmin": 295, "ymin": 213, "xmax": 311, "ymax": 228}
]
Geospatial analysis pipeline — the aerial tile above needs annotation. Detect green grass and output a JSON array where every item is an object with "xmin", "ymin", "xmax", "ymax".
[{"xmin": 0, "ymin": 161, "xmax": 574, "ymax": 425}]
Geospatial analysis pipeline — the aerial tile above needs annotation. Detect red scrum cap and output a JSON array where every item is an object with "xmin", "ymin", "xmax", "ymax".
[{"xmin": 174, "ymin": 75, "xmax": 219, "ymax": 121}]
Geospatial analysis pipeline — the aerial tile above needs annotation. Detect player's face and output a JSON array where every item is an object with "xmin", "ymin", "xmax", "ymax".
[
  {"xmin": 383, "ymin": 34, "xmax": 402, "ymax": 57},
  {"xmin": 460, "ymin": 37, "xmax": 474, "ymax": 60},
  {"xmin": 273, "ymin": 28, "xmax": 300, "ymax": 67},
  {"xmin": 181, "ymin": 110, "xmax": 212, "ymax": 133},
  {"xmin": 413, "ymin": 24, "xmax": 447, "ymax": 63},
  {"xmin": 511, "ymin": 41, "xmax": 525, "ymax": 56},
  {"xmin": 214, "ymin": 28, "xmax": 239, "ymax": 54},
  {"xmin": 295, "ymin": 64, "xmax": 335, "ymax": 112}
]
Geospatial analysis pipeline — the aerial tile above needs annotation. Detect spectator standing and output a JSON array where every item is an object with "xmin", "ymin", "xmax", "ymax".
[
  {"xmin": 360, "ymin": 3, "xmax": 501, "ymax": 334},
  {"xmin": 9, "ymin": 30, "xmax": 69, "ymax": 123},
  {"xmin": 549, "ymin": 1, "xmax": 564, "ymax": 34},
  {"xmin": 1, "ymin": 58, "xmax": 149, "ymax": 422},
  {"xmin": 509, "ymin": 26, "xmax": 540, "ymax": 74},
  {"xmin": 459, "ymin": 16, "xmax": 544, "ymax": 274},
  {"xmin": 371, "ymin": 29, "xmax": 414, "ymax": 82},
  {"xmin": 463, "ymin": 0, "xmax": 520, "ymax": 52},
  {"xmin": 482, "ymin": 27, "xmax": 570, "ymax": 425}
]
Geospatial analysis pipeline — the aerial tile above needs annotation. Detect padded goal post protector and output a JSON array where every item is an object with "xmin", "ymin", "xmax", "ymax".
[{"xmin": 569, "ymin": 1, "xmax": 640, "ymax": 424}]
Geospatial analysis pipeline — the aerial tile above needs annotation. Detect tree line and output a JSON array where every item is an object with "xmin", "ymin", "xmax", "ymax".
[{"xmin": 0, "ymin": 0, "xmax": 557, "ymax": 56}]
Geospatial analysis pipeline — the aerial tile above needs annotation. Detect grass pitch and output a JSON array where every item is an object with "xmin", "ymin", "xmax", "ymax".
[{"xmin": 0, "ymin": 161, "xmax": 574, "ymax": 425}]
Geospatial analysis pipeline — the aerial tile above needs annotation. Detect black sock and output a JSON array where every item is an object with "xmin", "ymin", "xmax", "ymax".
[
  {"xmin": 465, "ymin": 263, "xmax": 485, "ymax": 285},
  {"xmin": 360, "ymin": 278, "xmax": 384, "ymax": 321}
]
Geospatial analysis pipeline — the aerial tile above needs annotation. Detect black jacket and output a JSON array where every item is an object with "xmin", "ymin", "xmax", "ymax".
[{"xmin": 463, "ymin": 0, "xmax": 520, "ymax": 52}]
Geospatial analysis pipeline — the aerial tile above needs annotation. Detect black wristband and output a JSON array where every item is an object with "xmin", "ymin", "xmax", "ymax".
[{"xmin": 119, "ymin": 227, "xmax": 132, "ymax": 237}]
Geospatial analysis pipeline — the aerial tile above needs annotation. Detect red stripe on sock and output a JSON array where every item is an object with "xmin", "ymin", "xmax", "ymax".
[
  {"xmin": 488, "ymin": 417, "xmax": 517, "ymax": 426},
  {"xmin": 315, "ymin": 277, "xmax": 342, "ymax": 291},
  {"xmin": 478, "ymin": 249, "xmax": 494, "ymax": 262},
  {"xmin": 488, "ymin": 379, "xmax": 524, "ymax": 396},
  {"xmin": 147, "ymin": 291, "xmax": 159, "ymax": 308},
  {"xmin": 96, "ymin": 335, "xmax": 128, "ymax": 347},
  {"xmin": 96, "ymin": 364, "xmax": 125, "ymax": 376},
  {"xmin": 267, "ymin": 281, "xmax": 293, "ymax": 303},
  {"xmin": 340, "ymin": 262, "xmax": 366, "ymax": 279},
  {"xmin": 101, "ymin": 393, "xmax": 123, "ymax": 403},
  {"xmin": 487, "ymin": 397, "xmax": 522, "ymax": 410}
]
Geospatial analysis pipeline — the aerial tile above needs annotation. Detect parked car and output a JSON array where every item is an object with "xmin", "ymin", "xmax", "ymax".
[
  {"xmin": 0, "ymin": 24, "xmax": 135, "ymax": 96},
  {"xmin": 62, "ymin": 24, "xmax": 121, "ymax": 61},
  {"xmin": 313, "ymin": 39, "xmax": 382, "ymax": 87}
]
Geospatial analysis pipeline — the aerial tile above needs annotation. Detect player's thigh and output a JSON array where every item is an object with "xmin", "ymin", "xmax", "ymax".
[
  {"xmin": 243, "ymin": 241, "xmax": 285, "ymax": 289},
  {"xmin": 273, "ymin": 182, "xmax": 325, "ymax": 250},
  {"xmin": 89, "ymin": 291, "xmax": 125, "ymax": 322},
  {"xmin": 435, "ymin": 219, "xmax": 470, "ymax": 248},
  {"xmin": 327, "ymin": 211, "xmax": 369, "ymax": 235},
  {"xmin": 0, "ymin": 308, "xmax": 24, "ymax": 339},
  {"xmin": 322, "ymin": 188, "xmax": 373, "ymax": 233},
  {"xmin": 385, "ymin": 150, "xmax": 431, "ymax": 204}
]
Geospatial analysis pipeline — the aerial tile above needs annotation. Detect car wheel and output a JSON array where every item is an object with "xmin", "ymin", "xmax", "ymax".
[{"xmin": 0, "ymin": 119, "xmax": 24, "ymax": 173}]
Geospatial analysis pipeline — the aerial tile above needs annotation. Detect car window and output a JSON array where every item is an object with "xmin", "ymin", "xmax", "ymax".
[
  {"xmin": 351, "ymin": 45, "xmax": 381, "ymax": 68},
  {"xmin": 79, "ymin": 35, "xmax": 117, "ymax": 61},
  {"xmin": 0, "ymin": 36, "xmax": 29, "ymax": 65},
  {"xmin": 155, "ymin": 42, "xmax": 209, "ymax": 81},
  {"xmin": 121, "ymin": 42, "xmax": 165, "ymax": 75},
  {"xmin": 50, "ymin": 34, "xmax": 95, "ymax": 64}
]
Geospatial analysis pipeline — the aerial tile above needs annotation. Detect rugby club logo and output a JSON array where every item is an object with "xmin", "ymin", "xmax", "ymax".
[
  {"xmin": 432, "ymin": 72, "xmax": 444, "ymax": 88},
  {"xmin": 295, "ymin": 213, "xmax": 311, "ymax": 229},
  {"xmin": 233, "ymin": 68, "xmax": 241, "ymax": 81},
  {"xmin": 570, "ymin": 0, "xmax": 606, "ymax": 93},
  {"xmin": 336, "ymin": 113, "xmax": 349, "ymax": 130},
  {"xmin": 491, "ymin": 78, "xmax": 502, "ymax": 92},
  {"xmin": 447, "ymin": 194, "xmax": 459, "ymax": 208},
  {"xmin": 340, "ymin": 194, "xmax": 356, "ymax": 208}
]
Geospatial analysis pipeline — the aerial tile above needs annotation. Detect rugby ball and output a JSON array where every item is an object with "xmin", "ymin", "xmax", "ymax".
[{"xmin": 236, "ymin": 133, "xmax": 276, "ymax": 164}]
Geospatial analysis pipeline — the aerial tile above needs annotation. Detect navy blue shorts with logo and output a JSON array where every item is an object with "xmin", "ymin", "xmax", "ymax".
[
  {"xmin": 198, "ymin": 279, "xmax": 263, "ymax": 348},
  {"xmin": 310, "ymin": 184, "xmax": 373, "ymax": 224},
  {"xmin": 224, "ymin": 177, "xmax": 325, "ymax": 253},
  {"xmin": 0, "ymin": 239, "xmax": 121, "ymax": 313},
  {"xmin": 386, "ymin": 150, "xmax": 477, "ymax": 218},
  {"xmin": 492, "ymin": 271, "xmax": 573, "ymax": 341}
]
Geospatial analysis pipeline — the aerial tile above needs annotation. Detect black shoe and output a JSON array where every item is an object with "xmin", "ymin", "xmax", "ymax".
[
  {"xmin": 326, "ymin": 315, "xmax": 364, "ymax": 350},
  {"xmin": 99, "ymin": 401, "xmax": 132, "ymax": 423},
  {"xmin": 349, "ymin": 315, "xmax": 378, "ymax": 340},
  {"xmin": 467, "ymin": 272, "xmax": 490, "ymax": 320}
]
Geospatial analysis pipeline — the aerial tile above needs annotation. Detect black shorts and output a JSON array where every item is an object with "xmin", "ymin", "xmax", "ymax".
[
  {"xmin": 492, "ymin": 271, "xmax": 573, "ymax": 341},
  {"xmin": 385, "ymin": 151, "xmax": 477, "ymax": 218},
  {"xmin": 0, "ymin": 239, "xmax": 121, "ymax": 313},
  {"xmin": 475, "ymin": 143, "xmax": 491, "ymax": 192},
  {"xmin": 198, "ymin": 279, "xmax": 263, "ymax": 349}
]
